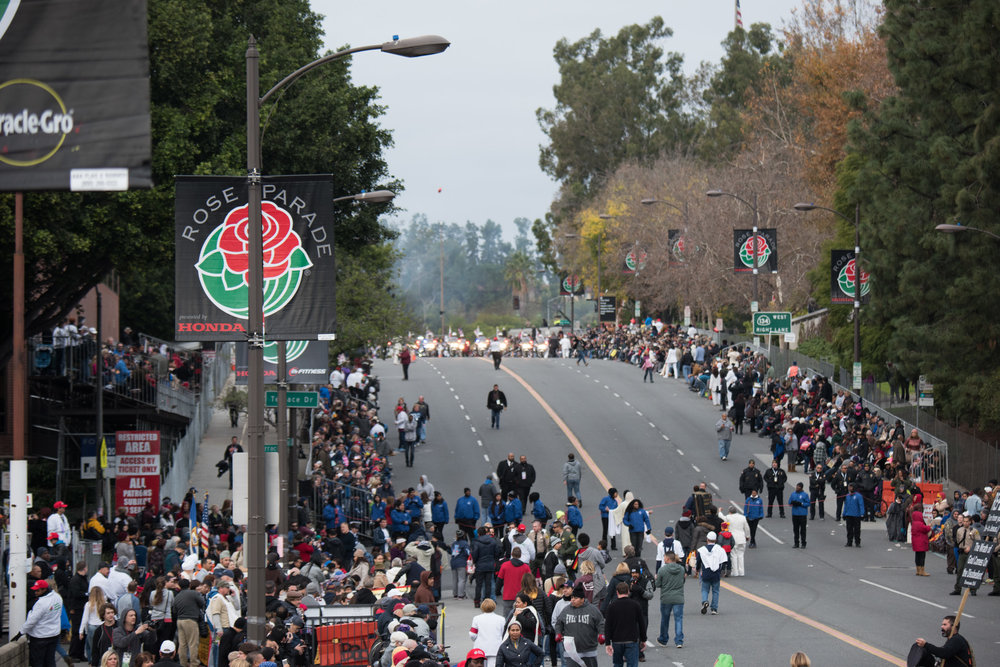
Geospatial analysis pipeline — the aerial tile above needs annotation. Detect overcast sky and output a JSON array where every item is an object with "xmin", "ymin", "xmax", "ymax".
[{"xmin": 313, "ymin": 0, "xmax": 803, "ymax": 237}]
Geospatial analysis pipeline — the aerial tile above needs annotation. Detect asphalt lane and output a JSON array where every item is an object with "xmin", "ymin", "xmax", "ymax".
[{"xmin": 374, "ymin": 356, "xmax": 997, "ymax": 666}]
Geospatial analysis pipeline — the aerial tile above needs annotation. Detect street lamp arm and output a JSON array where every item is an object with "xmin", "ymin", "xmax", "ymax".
[
  {"xmin": 260, "ymin": 35, "xmax": 450, "ymax": 105},
  {"xmin": 640, "ymin": 197, "xmax": 683, "ymax": 215},
  {"xmin": 792, "ymin": 202, "xmax": 852, "ymax": 225},
  {"xmin": 261, "ymin": 44, "xmax": 383, "ymax": 105},
  {"xmin": 935, "ymin": 223, "xmax": 1000, "ymax": 241},
  {"xmin": 706, "ymin": 189, "xmax": 754, "ymax": 211}
]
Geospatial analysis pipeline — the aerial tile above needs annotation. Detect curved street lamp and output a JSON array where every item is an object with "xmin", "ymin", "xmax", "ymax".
[
  {"xmin": 244, "ymin": 35, "xmax": 446, "ymax": 642},
  {"xmin": 935, "ymin": 223, "xmax": 1000, "ymax": 241},
  {"xmin": 706, "ymin": 189, "xmax": 760, "ymax": 312}
]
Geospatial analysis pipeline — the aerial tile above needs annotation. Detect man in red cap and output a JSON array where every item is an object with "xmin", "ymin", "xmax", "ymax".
[
  {"xmin": 47, "ymin": 501, "xmax": 70, "ymax": 545},
  {"xmin": 16, "ymin": 579, "xmax": 64, "ymax": 666},
  {"xmin": 458, "ymin": 648, "xmax": 486, "ymax": 667}
]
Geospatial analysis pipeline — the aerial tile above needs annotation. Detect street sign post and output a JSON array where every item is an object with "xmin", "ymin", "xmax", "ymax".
[
  {"xmin": 265, "ymin": 391, "xmax": 318, "ymax": 408},
  {"xmin": 752, "ymin": 311, "xmax": 792, "ymax": 335},
  {"xmin": 918, "ymin": 375, "xmax": 934, "ymax": 407}
]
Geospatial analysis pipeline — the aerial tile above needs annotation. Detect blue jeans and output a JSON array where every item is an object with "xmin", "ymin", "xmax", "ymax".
[
  {"xmin": 718, "ymin": 439, "xmax": 731, "ymax": 459},
  {"xmin": 682, "ymin": 364, "xmax": 692, "ymax": 379},
  {"xmin": 417, "ymin": 422, "xmax": 427, "ymax": 441},
  {"xmin": 658, "ymin": 602, "xmax": 684, "ymax": 645},
  {"xmin": 701, "ymin": 579, "xmax": 720, "ymax": 610},
  {"xmin": 611, "ymin": 642, "xmax": 639, "ymax": 667},
  {"xmin": 566, "ymin": 479, "xmax": 581, "ymax": 503},
  {"xmin": 491, "ymin": 408, "xmax": 502, "ymax": 428}
]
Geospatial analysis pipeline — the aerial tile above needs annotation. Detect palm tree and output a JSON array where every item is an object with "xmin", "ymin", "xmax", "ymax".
[{"xmin": 503, "ymin": 250, "xmax": 535, "ymax": 309}]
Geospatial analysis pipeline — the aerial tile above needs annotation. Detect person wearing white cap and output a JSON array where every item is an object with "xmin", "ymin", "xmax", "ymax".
[
  {"xmin": 155, "ymin": 640, "xmax": 183, "ymax": 667},
  {"xmin": 696, "ymin": 532, "xmax": 727, "ymax": 615}
]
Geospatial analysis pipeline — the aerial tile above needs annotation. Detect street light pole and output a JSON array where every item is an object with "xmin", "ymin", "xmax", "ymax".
[
  {"xmin": 793, "ymin": 201, "xmax": 862, "ymax": 366},
  {"xmin": 243, "ymin": 33, "xmax": 448, "ymax": 644},
  {"xmin": 707, "ymin": 190, "xmax": 760, "ymax": 312},
  {"xmin": 641, "ymin": 197, "xmax": 690, "ymax": 317},
  {"xmin": 935, "ymin": 223, "xmax": 1000, "ymax": 241}
]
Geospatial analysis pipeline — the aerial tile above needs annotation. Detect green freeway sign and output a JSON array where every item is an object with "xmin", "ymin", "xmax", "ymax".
[
  {"xmin": 753, "ymin": 311, "xmax": 792, "ymax": 335},
  {"xmin": 265, "ymin": 391, "xmax": 319, "ymax": 408}
]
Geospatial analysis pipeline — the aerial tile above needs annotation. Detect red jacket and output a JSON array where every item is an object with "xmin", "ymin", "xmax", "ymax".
[
  {"xmin": 910, "ymin": 511, "xmax": 930, "ymax": 552},
  {"xmin": 496, "ymin": 558, "xmax": 531, "ymax": 601}
]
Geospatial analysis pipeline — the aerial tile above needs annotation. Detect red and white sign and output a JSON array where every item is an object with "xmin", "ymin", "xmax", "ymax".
[{"xmin": 114, "ymin": 431, "xmax": 161, "ymax": 515}]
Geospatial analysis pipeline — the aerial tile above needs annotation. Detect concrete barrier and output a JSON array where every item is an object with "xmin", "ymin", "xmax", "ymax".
[{"xmin": 0, "ymin": 637, "xmax": 28, "ymax": 666}]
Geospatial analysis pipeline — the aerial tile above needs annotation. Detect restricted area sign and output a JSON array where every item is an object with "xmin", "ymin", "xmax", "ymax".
[
  {"xmin": 753, "ymin": 311, "xmax": 792, "ymax": 335},
  {"xmin": 114, "ymin": 431, "xmax": 160, "ymax": 515}
]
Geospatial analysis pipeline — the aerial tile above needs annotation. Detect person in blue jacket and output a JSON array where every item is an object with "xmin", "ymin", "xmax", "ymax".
[
  {"xmin": 455, "ymin": 488, "xmax": 481, "ymax": 541},
  {"xmin": 743, "ymin": 489, "xmax": 764, "ymax": 548},
  {"xmin": 322, "ymin": 498, "xmax": 345, "ymax": 532},
  {"xmin": 450, "ymin": 530, "xmax": 472, "ymax": 599},
  {"xmin": 404, "ymin": 488, "xmax": 424, "ymax": 524},
  {"xmin": 788, "ymin": 482, "xmax": 810, "ymax": 549},
  {"xmin": 504, "ymin": 491, "xmax": 524, "ymax": 524},
  {"xmin": 390, "ymin": 500, "xmax": 411, "ymax": 539},
  {"xmin": 565, "ymin": 497, "xmax": 584, "ymax": 535},
  {"xmin": 599, "ymin": 488, "xmax": 620, "ymax": 551},
  {"xmin": 843, "ymin": 482, "xmax": 865, "ymax": 547},
  {"xmin": 370, "ymin": 494, "xmax": 387, "ymax": 524},
  {"xmin": 623, "ymin": 498, "xmax": 652, "ymax": 556},
  {"xmin": 529, "ymin": 492, "xmax": 549, "ymax": 527},
  {"xmin": 488, "ymin": 493, "xmax": 506, "ymax": 527},
  {"xmin": 431, "ymin": 492, "xmax": 450, "ymax": 540}
]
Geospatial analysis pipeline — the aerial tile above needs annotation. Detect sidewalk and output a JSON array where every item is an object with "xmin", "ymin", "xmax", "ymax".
[{"xmin": 187, "ymin": 405, "xmax": 242, "ymax": 506}]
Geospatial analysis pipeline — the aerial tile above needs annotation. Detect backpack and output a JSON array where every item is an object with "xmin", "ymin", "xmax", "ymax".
[
  {"xmin": 661, "ymin": 537, "xmax": 675, "ymax": 556},
  {"xmin": 543, "ymin": 504, "xmax": 553, "ymax": 521},
  {"xmin": 639, "ymin": 570, "xmax": 655, "ymax": 600}
]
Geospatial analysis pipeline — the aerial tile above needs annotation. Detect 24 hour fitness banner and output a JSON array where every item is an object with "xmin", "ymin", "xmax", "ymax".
[
  {"xmin": 0, "ymin": 0, "xmax": 152, "ymax": 191},
  {"xmin": 234, "ymin": 340, "xmax": 329, "ymax": 385},
  {"xmin": 830, "ymin": 250, "xmax": 871, "ymax": 304},
  {"xmin": 733, "ymin": 229, "xmax": 778, "ymax": 273},
  {"xmin": 174, "ymin": 176, "xmax": 336, "ymax": 341}
]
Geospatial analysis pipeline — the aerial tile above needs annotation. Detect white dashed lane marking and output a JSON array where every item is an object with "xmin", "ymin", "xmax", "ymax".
[
  {"xmin": 676, "ymin": 448, "xmax": 684, "ymax": 455},
  {"xmin": 692, "ymin": 465, "xmax": 701, "ymax": 472},
  {"xmin": 483, "ymin": 454, "xmax": 490, "ymax": 462}
]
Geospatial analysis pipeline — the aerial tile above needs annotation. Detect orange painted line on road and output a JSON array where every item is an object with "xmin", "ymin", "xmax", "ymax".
[
  {"xmin": 721, "ymin": 581, "xmax": 905, "ymax": 665},
  {"xmin": 494, "ymin": 358, "xmax": 905, "ymax": 666}
]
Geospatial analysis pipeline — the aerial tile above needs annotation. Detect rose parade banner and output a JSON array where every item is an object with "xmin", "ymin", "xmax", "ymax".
[
  {"xmin": 733, "ymin": 229, "xmax": 778, "ymax": 273},
  {"xmin": 0, "ymin": 0, "xmax": 152, "ymax": 191},
  {"xmin": 558, "ymin": 274, "xmax": 584, "ymax": 296},
  {"xmin": 175, "ymin": 175, "xmax": 336, "ymax": 341},
  {"xmin": 667, "ymin": 229, "xmax": 685, "ymax": 265},
  {"xmin": 830, "ymin": 250, "xmax": 871, "ymax": 304},
  {"xmin": 234, "ymin": 340, "xmax": 329, "ymax": 385}
]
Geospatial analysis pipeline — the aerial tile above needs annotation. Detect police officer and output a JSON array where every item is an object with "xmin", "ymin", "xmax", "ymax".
[{"xmin": 18, "ymin": 579, "xmax": 64, "ymax": 667}]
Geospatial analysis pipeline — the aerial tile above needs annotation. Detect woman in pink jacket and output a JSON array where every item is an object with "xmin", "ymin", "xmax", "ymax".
[{"xmin": 910, "ymin": 494, "xmax": 931, "ymax": 576}]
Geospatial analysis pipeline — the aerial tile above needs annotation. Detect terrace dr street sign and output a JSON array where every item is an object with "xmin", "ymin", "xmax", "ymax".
[
  {"xmin": 753, "ymin": 311, "xmax": 792, "ymax": 335},
  {"xmin": 265, "ymin": 391, "xmax": 319, "ymax": 408}
]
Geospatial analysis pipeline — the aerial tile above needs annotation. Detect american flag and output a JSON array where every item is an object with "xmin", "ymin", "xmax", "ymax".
[
  {"xmin": 735, "ymin": 0, "xmax": 743, "ymax": 28},
  {"xmin": 200, "ymin": 492, "xmax": 211, "ymax": 554},
  {"xmin": 189, "ymin": 494, "xmax": 199, "ymax": 555}
]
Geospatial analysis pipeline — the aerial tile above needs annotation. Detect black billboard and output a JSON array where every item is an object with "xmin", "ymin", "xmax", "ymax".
[
  {"xmin": 0, "ymin": 0, "xmax": 152, "ymax": 191},
  {"xmin": 175, "ymin": 175, "xmax": 336, "ymax": 341}
]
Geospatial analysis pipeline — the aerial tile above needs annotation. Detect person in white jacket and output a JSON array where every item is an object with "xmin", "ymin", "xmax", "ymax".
[
  {"xmin": 709, "ymin": 367, "xmax": 723, "ymax": 406},
  {"xmin": 20, "ymin": 580, "xmax": 65, "ymax": 666},
  {"xmin": 470, "ymin": 598, "xmax": 507, "ymax": 667},
  {"xmin": 723, "ymin": 507, "xmax": 750, "ymax": 577},
  {"xmin": 47, "ymin": 501, "xmax": 72, "ymax": 545},
  {"xmin": 663, "ymin": 346, "xmax": 679, "ymax": 378}
]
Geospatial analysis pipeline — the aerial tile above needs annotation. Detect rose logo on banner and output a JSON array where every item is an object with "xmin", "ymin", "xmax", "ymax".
[
  {"xmin": 195, "ymin": 202, "xmax": 313, "ymax": 319},
  {"xmin": 837, "ymin": 258, "xmax": 870, "ymax": 299},
  {"xmin": 739, "ymin": 234, "xmax": 771, "ymax": 269}
]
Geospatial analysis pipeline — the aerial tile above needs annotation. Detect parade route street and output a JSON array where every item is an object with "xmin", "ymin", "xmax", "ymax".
[{"xmin": 375, "ymin": 356, "xmax": 997, "ymax": 666}]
